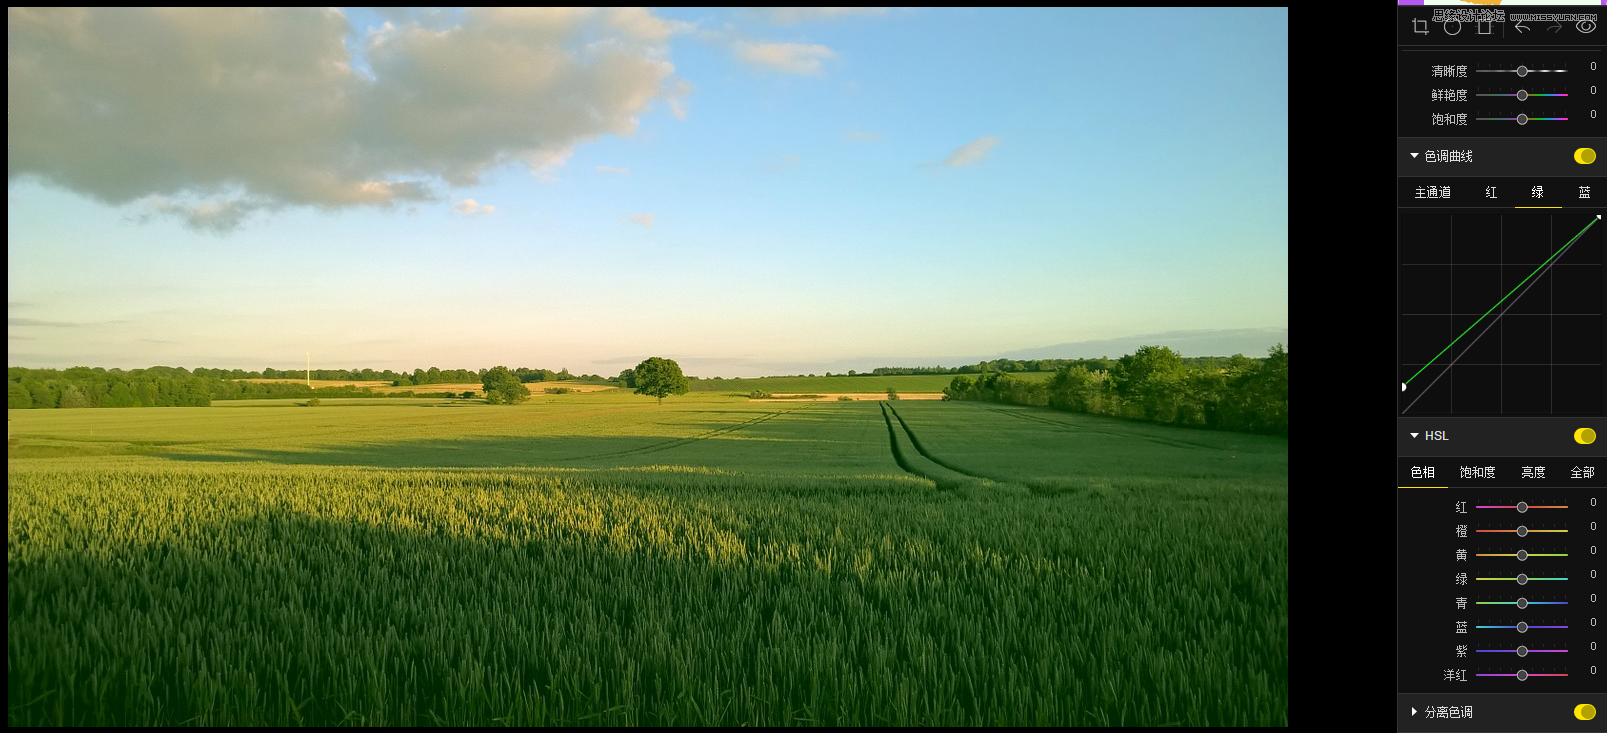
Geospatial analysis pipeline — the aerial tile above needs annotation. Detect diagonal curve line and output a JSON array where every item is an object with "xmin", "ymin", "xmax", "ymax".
[
  {"xmin": 1404, "ymin": 217, "xmax": 1597, "ymax": 387},
  {"xmin": 1402, "ymin": 225, "xmax": 1589, "ymax": 414}
]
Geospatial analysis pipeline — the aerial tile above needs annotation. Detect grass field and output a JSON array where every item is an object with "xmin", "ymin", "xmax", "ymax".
[{"xmin": 8, "ymin": 392, "xmax": 1287, "ymax": 725}]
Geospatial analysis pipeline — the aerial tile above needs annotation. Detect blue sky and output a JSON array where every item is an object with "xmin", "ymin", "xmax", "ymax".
[{"xmin": 8, "ymin": 8, "xmax": 1287, "ymax": 377}]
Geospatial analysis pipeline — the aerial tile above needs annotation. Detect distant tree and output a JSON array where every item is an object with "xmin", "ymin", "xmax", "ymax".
[
  {"xmin": 617, "ymin": 368, "xmax": 636, "ymax": 388},
  {"xmin": 8, "ymin": 381, "xmax": 32, "ymax": 409},
  {"xmin": 632, "ymin": 357, "xmax": 690, "ymax": 405},
  {"xmin": 481, "ymin": 366, "xmax": 530, "ymax": 404},
  {"xmin": 305, "ymin": 398, "xmax": 321, "ymax": 407},
  {"xmin": 57, "ymin": 386, "xmax": 90, "ymax": 409},
  {"xmin": 943, "ymin": 375, "xmax": 974, "ymax": 400},
  {"xmin": 461, "ymin": 390, "xmax": 476, "ymax": 399},
  {"xmin": 885, "ymin": 388, "xmax": 899, "ymax": 400}
]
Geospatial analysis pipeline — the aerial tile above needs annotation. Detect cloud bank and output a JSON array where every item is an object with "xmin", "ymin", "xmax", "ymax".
[{"xmin": 7, "ymin": 7, "xmax": 686, "ymax": 231}]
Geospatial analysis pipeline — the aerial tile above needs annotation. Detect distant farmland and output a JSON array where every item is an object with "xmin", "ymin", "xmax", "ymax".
[
  {"xmin": 237, "ymin": 378, "xmax": 619, "ymax": 395},
  {"xmin": 689, "ymin": 373, "xmax": 1054, "ymax": 394}
]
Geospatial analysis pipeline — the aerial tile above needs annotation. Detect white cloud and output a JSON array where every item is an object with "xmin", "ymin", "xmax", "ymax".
[
  {"xmin": 733, "ymin": 41, "xmax": 834, "ymax": 75},
  {"xmin": 941, "ymin": 136, "xmax": 1001, "ymax": 167},
  {"xmin": 843, "ymin": 130, "xmax": 882, "ymax": 142},
  {"xmin": 7, "ymin": 7, "xmax": 685, "ymax": 232},
  {"xmin": 595, "ymin": 166, "xmax": 631, "ymax": 175},
  {"xmin": 763, "ymin": 8, "xmax": 889, "ymax": 25},
  {"xmin": 452, "ymin": 199, "xmax": 495, "ymax": 215},
  {"xmin": 624, "ymin": 213, "xmax": 655, "ymax": 228}
]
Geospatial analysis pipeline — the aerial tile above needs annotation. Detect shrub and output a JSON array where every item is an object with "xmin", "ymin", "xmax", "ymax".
[
  {"xmin": 837, "ymin": 396, "xmax": 854, "ymax": 401},
  {"xmin": 748, "ymin": 390, "xmax": 772, "ymax": 399},
  {"xmin": 544, "ymin": 387, "xmax": 573, "ymax": 395},
  {"xmin": 885, "ymin": 388, "xmax": 899, "ymax": 400},
  {"xmin": 305, "ymin": 398, "xmax": 321, "ymax": 407}
]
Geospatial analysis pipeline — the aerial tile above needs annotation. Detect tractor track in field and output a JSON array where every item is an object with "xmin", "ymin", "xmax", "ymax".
[
  {"xmin": 883, "ymin": 403, "xmax": 993, "ymax": 481},
  {"xmin": 879, "ymin": 402, "xmax": 941, "ymax": 483},
  {"xmin": 977, "ymin": 405, "xmax": 1226, "ymax": 451},
  {"xmin": 560, "ymin": 406, "xmax": 803, "ymax": 462}
]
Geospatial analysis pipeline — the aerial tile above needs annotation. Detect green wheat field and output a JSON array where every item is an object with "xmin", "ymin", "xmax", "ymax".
[{"xmin": 8, "ymin": 391, "xmax": 1287, "ymax": 726}]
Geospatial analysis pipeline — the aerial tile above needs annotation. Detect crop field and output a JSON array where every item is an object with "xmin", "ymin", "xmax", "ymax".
[
  {"xmin": 8, "ymin": 393, "xmax": 1287, "ymax": 726},
  {"xmin": 240, "ymin": 378, "xmax": 395, "ymax": 389},
  {"xmin": 686, "ymin": 373, "xmax": 1053, "ymax": 394}
]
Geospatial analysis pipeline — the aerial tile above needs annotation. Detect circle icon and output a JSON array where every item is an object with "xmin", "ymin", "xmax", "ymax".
[
  {"xmin": 1577, "ymin": 704, "xmax": 1597, "ymax": 721},
  {"xmin": 1444, "ymin": 20, "xmax": 1461, "ymax": 36},
  {"xmin": 1517, "ymin": 90, "xmax": 1529, "ymax": 101},
  {"xmin": 1517, "ymin": 598, "xmax": 1528, "ymax": 609},
  {"xmin": 1517, "ymin": 669, "xmax": 1528, "ymax": 681},
  {"xmin": 1517, "ymin": 526, "xmax": 1529, "ymax": 537},
  {"xmin": 1576, "ymin": 427, "xmax": 1597, "ymax": 443},
  {"xmin": 1518, "ymin": 573, "xmax": 1529, "ymax": 585},
  {"xmin": 1518, "ymin": 502, "xmax": 1529, "ymax": 513},
  {"xmin": 1517, "ymin": 114, "xmax": 1529, "ymax": 125},
  {"xmin": 1518, "ymin": 550, "xmax": 1529, "ymax": 561},
  {"xmin": 1517, "ymin": 66, "xmax": 1529, "ymax": 78},
  {"xmin": 1517, "ymin": 646, "xmax": 1529, "ymax": 657},
  {"xmin": 1518, "ymin": 622, "xmax": 1529, "ymax": 633}
]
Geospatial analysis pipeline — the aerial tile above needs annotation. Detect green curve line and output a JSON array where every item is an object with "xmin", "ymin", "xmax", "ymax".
[{"xmin": 1404, "ymin": 217, "xmax": 1599, "ymax": 387}]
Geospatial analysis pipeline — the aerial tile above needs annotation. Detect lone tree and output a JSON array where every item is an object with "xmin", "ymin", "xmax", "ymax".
[
  {"xmin": 481, "ymin": 366, "xmax": 530, "ymax": 404},
  {"xmin": 632, "ymin": 356, "xmax": 690, "ymax": 405}
]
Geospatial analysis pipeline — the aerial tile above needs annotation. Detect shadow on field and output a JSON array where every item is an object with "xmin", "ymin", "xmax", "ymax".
[
  {"xmin": 159, "ymin": 435, "xmax": 745, "ymax": 468},
  {"xmin": 158, "ymin": 404, "xmax": 889, "ymax": 472}
]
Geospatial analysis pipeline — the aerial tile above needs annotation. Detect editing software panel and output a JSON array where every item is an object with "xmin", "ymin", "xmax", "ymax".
[{"xmin": 1396, "ymin": 3, "xmax": 1604, "ymax": 732}]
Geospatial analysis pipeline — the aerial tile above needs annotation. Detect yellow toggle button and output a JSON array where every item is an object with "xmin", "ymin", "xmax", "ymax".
[
  {"xmin": 1576, "ymin": 703, "xmax": 1596, "ymax": 721},
  {"xmin": 1575, "ymin": 148, "xmax": 1596, "ymax": 165},
  {"xmin": 1576, "ymin": 428, "xmax": 1596, "ymax": 445}
]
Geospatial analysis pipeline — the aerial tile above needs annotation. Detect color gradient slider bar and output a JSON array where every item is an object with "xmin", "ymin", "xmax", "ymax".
[
  {"xmin": 1476, "ymin": 553, "xmax": 1569, "ymax": 557},
  {"xmin": 1476, "ymin": 529, "xmax": 1567, "ymax": 533},
  {"xmin": 1476, "ymin": 577, "xmax": 1567, "ymax": 581},
  {"xmin": 1475, "ymin": 673, "xmax": 1568, "ymax": 677},
  {"xmin": 1476, "ymin": 625, "xmax": 1568, "ymax": 629},
  {"xmin": 1476, "ymin": 649, "xmax": 1567, "ymax": 653},
  {"xmin": 1476, "ymin": 601, "xmax": 1568, "ymax": 605}
]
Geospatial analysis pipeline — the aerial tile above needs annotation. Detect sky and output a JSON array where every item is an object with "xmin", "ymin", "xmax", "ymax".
[{"xmin": 8, "ymin": 8, "xmax": 1288, "ymax": 378}]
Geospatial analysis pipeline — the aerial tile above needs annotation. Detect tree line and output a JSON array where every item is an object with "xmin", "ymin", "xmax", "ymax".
[
  {"xmin": 6, "ymin": 364, "xmax": 611, "ymax": 409},
  {"xmin": 942, "ymin": 345, "xmax": 1288, "ymax": 435}
]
